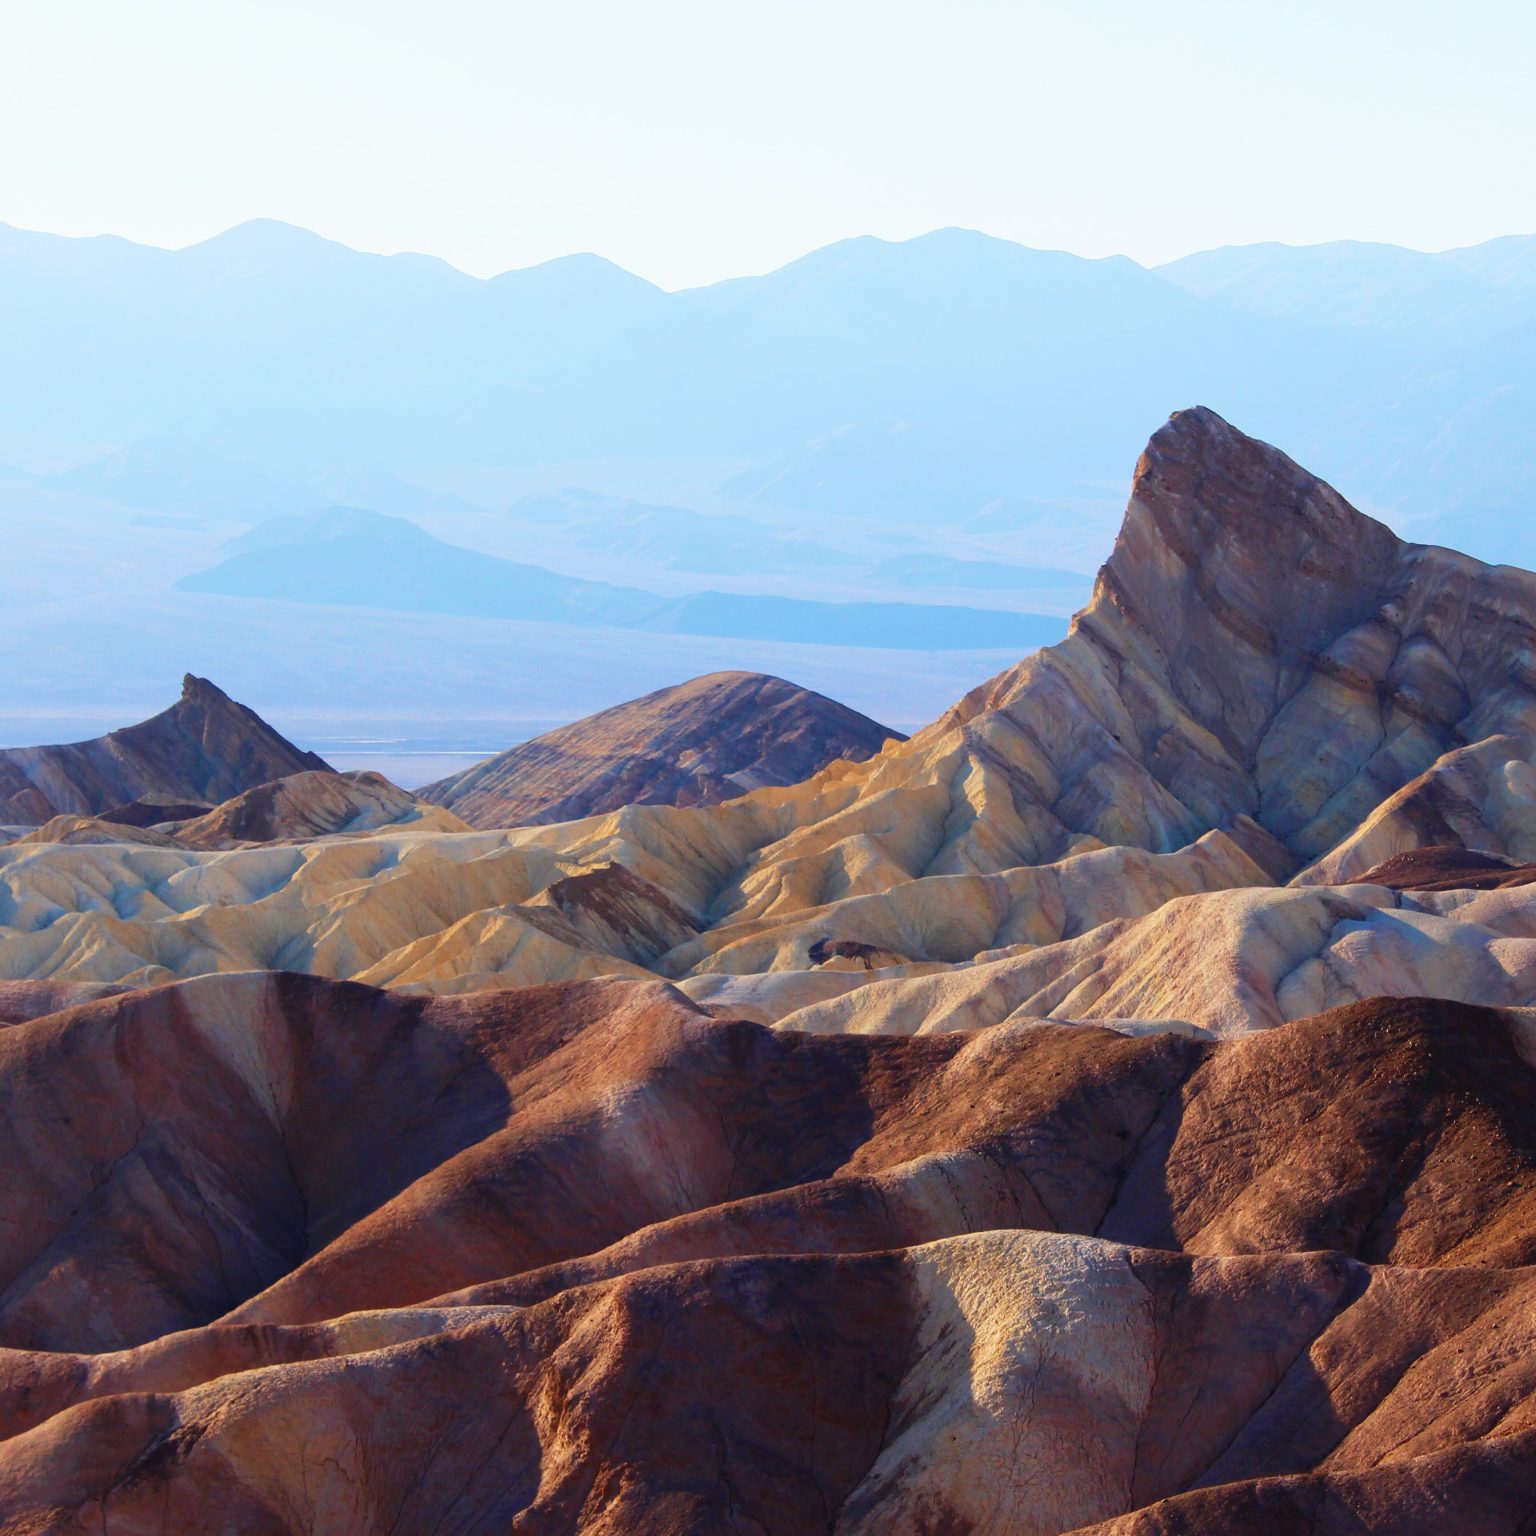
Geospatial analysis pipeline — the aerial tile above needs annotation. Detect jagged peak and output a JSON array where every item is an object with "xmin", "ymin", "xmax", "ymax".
[
  {"xmin": 1082, "ymin": 407, "xmax": 1407, "ymax": 656},
  {"xmin": 179, "ymin": 673, "xmax": 231, "ymax": 704}
]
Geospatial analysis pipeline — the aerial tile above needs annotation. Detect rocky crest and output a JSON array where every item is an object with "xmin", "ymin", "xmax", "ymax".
[{"xmin": 0, "ymin": 674, "xmax": 330, "ymax": 824}]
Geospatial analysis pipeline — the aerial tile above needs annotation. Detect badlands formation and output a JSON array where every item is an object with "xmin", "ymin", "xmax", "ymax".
[{"xmin": 5, "ymin": 408, "xmax": 1536, "ymax": 1529}]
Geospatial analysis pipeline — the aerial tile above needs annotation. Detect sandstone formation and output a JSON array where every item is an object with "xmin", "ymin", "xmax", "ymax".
[
  {"xmin": 419, "ymin": 669, "xmax": 903, "ymax": 827},
  {"xmin": 6, "ymin": 410, "xmax": 1536, "ymax": 1530},
  {"xmin": 2, "ymin": 409, "xmax": 1535, "ymax": 1011},
  {"xmin": 0, "ymin": 674, "xmax": 330, "ymax": 824}
]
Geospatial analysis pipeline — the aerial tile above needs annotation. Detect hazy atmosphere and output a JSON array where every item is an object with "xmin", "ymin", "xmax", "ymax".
[
  {"xmin": 6, "ymin": 0, "xmax": 1531, "ymax": 284},
  {"xmin": 4, "ymin": 0, "xmax": 1532, "ymax": 776}
]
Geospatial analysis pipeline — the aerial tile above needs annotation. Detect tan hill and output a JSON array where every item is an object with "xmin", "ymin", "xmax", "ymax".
[
  {"xmin": 419, "ymin": 669, "xmax": 903, "ymax": 827},
  {"xmin": 0, "ymin": 674, "xmax": 330, "ymax": 824},
  {"xmin": 3, "ymin": 976, "xmax": 1536, "ymax": 1531}
]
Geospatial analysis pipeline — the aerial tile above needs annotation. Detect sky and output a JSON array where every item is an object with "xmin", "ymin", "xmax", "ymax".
[{"xmin": 2, "ymin": 0, "xmax": 1532, "ymax": 289}]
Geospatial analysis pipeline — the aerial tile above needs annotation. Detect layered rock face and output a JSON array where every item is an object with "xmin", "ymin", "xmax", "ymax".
[
  {"xmin": 0, "ymin": 674, "xmax": 330, "ymax": 824},
  {"xmin": 7, "ymin": 410, "xmax": 1536, "ymax": 1530},
  {"xmin": 419, "ymin": 669, "xmax": 903, "ymax": 827}
]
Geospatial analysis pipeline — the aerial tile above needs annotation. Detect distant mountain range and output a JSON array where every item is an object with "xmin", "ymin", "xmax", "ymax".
[
  {"xmin": 2, "ymin": 219, "xmax": 1533, "ymax": 563},
  {"xmin": 176, "ymin": 506, "xmax": 1063, "ymax": 651}
]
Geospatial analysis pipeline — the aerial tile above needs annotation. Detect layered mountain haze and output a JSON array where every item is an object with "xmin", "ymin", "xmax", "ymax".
[
  {"xmin": 3, "ymin": 218, "xmax": 1533, "ymax": 547},
  {"xmin": 6, "ymin": 407, "xmax": 1536, "ymax": 995},
  {"xmin": 9, "ymin": 217, "xmax": 1533, "ymax": 746},
  {"xmin": 9, "ymin": 409, "xmax": 1536, "ymax": 1531},
  {"xmin": 175, "ymin": 504, "xmax": 1060, "ymax": 649}
]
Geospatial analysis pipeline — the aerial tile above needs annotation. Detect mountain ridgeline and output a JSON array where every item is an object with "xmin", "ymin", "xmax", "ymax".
[
  {"xmin": 173, "ymin": 506, "xmax": 1065, "ymax": 651},
  {"xmin": 0, "ymin": 675, "xmax": 328, "ymax": 824},
  {"xmin": 2, "ymin": 219, "xmax": 1534, "ymax": 558}
]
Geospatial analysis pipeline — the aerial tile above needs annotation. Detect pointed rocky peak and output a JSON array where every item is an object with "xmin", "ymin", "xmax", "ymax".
[
  {"xmin": 1089, "ymin": 406, "xmax": 1407, "ymax": 660},
  {"xmin": 0, "ymin": 679, "xmax": 333, "ymax": 824},
  {"xmin": 179, "ymin": 673, "xmax": 229, "ymax": 703}
]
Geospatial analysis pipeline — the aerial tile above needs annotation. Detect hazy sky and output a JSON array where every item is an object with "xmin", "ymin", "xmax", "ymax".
[{"xmin": 2, "ymin": 0, "xmax": 1531, "ymax": 288}]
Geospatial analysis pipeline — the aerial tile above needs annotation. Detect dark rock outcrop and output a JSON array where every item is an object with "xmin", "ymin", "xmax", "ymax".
[{"xmin": 1357, "ymin": 844, "xmax": 1536, "ymax": 891}]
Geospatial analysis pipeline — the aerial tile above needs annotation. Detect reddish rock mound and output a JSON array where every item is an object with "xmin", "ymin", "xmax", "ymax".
[
  {"xmin": 1357, "ymin": 843, "xmax": 1536, "ymax": 892},
  {"xmin": 420, "ymin": 669, "xmax": 903, "ymax": 827}
]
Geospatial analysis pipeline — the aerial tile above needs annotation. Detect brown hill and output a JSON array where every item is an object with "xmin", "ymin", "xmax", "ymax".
[
  {"xmin": 419, "ymin": 669, "xmax": 903, "ymax": 827},
  {"xmin": 3, "ymin": 976, "xmax": 1536, "ymax": 1531},
  {"xmin": 0, "ymin": 674, "xmax": 330, "ymax": 824},
  {"xmin": 170, "ymin": 767, "xmax": 468, "ymax": 847}
]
